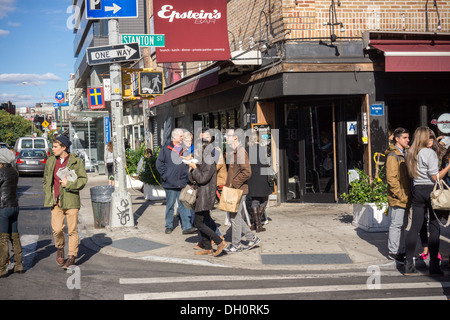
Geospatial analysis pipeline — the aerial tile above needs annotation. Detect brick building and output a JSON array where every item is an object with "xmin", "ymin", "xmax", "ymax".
[{"xmin": 146, "ymin": 0, "xmax": 450, "ymax": 204}]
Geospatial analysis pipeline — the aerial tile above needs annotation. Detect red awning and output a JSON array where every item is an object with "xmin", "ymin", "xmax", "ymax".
[{"xmin": 370, "ymin": 40, "xmax": 450, "ymax": 72}]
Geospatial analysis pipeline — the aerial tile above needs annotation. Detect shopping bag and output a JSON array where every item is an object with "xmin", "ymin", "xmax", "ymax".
[
  {"xmin": 218, "ymin": 186, "xmax": 243, "ymax": 213},
  {"xmin": 179, "ymin": 184, "xmax": 197, "ymax": 210}
]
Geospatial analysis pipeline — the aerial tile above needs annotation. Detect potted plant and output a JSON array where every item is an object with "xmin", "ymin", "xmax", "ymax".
[
  {"xmin": 341, "ymin": 168, "xmax": 389, "ymax": 232},
  {"xmin": 125, "ymin": 145, "xmax": 145, "ymax": 189},
  {"xmin": 138, "ymin": 147, "xmax": 166, "ymax": 200}
]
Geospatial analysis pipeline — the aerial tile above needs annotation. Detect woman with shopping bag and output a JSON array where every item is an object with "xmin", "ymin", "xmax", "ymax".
[
  {"xmin": 188, "ymin": 131, "xmax": 228, "ymax": 257},
  {"xmin": 404, "ymin": 127, "xmax": 450, "ymax": 276}
]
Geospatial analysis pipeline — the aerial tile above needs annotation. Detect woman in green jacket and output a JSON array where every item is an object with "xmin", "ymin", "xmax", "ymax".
[{"xmin": 43, "ymin": 135, "xmax": 87, "ymax": 269}]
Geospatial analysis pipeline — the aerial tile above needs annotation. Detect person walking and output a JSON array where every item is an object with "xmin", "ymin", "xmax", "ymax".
[
  {"xmin": 247, "ymin": 131, "xmax": 272, "ymax": 232},
  {"xmin": 188, "ymin": 130, "xmax": 227, "ymax": 257},
  {"xmin": 224, "ymin": 128, "xmax": 260, "ymax": 253},
  {"xmin": 404, "ymin": 127, "xmax": 450, "ymax": 276},
  {"xmin": 104, "ymin": 141, "xmax": 114, "ymax": 186},
  {"xmin": 0, "ymin": 149, "xmax": 23, "ymax": 277},
  {"xmin": 385, "ymin": 127, "xmax": 411, "ymax": 263},
  {"xmin": 156, "ymin": 128, "xmax": 196, "ymax": 235},
  {"xmin": 43, "ymin": 135, "xmax": 88, "ymax": 269}
]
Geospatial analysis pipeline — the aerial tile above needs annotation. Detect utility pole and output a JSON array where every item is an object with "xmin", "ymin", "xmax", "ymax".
[{"xmin": 108, "ymin": 18, "xmax": 134, "ymax": 228}]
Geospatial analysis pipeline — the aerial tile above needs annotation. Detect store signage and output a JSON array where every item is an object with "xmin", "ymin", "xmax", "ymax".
[
  {"xmin": 88, "ymin": 87, "xmax": 105, "ymax": 110},
  {"xmin": 370, "ymin": 104, "xmax": 384, "ymax": 116},
  {"xmin": 431, "ymin": 113, "xmax": 450, "ymax": 133},
  {"xmin": 153, "ymin": 0, "xmax": 231, "ymax": 63}
]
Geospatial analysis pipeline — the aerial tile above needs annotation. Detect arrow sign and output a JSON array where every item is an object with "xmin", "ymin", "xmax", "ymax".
[
  {"xmin": 86, "ymin": 42, "xmax": 141, "ymax": 66},
  {"xmin": 86, "ymin": 0, "xmax": 138, "ymax": 19},
  {"xmin": 105, "ymin": 3, "xmax": 121, "ymax": 14}
]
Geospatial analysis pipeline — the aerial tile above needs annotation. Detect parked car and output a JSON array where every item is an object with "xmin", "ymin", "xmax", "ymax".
[
  {"xmin": 14, "ymin": 137, "xmax": 50, "ymax": 157},
  {"xmin": 15, "ymin": 149, "xmax": 48, "ymax": 175},
  {"xmin": 0, "ymin": 142, "xmax": 10, "ymax": 149}
]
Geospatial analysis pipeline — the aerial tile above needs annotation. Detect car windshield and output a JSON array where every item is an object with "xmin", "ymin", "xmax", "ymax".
[{"xmin": 20, "ymin": 150, "xmax": 46, "ymax": 157}]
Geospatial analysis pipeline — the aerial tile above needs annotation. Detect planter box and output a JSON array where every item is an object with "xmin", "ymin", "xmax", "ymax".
[
  {"xmin": 126, "ymin": 175, "xmax": 144, "ymax": 189},
  {"xmin": 352, "ymin": 203, "xmax": 390, "ymax": 232},
  {"xmin": 143, "ymin": 184, "xmax": 166, "ymax": 201}
]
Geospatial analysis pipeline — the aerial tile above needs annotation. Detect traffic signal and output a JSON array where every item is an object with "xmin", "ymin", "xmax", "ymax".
[{"xmin": 139, "ymin": 71, "xmax": 164, "ymax": 96}]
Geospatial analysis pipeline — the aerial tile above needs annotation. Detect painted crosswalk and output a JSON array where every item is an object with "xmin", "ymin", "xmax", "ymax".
[{"xmin": 120, "ymin": 272, "xmax": 450, "ymax": 300}]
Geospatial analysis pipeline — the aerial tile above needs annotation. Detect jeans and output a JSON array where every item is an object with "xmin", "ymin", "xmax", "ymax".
[
  {"xmin": 388, "ymin": 206, "xmax": 407, "ymax": 255},
  {"xmin": 229, "ymin": 195, "xmax": 256, "ymax": 247},
  {"xmin": 0, "ymin": 207, "xmax": 19, "ymax": 234},
  {"xmin": 405, "ymin": 185, "xmax": 440, "ymax": 264},
  {"xmin": 165, "ymin": 189, "xmax": 194, "ymax": 231}
]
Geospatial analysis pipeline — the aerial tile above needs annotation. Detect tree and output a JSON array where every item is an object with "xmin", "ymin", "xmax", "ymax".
[{"xmin": 0, "ymin": 110, "xmax": 37, "ymax": 146}]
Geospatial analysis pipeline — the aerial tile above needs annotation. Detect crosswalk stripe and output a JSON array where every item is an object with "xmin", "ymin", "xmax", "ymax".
[
  {"xmin": 20, "ymin": 235, "xmax": 39, "ymax": 270},
  {"xmin": 123, "ymin": 281, "xmax": 450, "ymax": 300},
  {"xmin": 120, "ymin": 271, "xmax": 402, "ymax": 285}
]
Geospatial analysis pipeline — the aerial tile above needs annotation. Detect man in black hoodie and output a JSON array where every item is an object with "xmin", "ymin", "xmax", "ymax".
[{"xmin": 156, "ymin": 128, "xmax": 197, "ymax": 234}]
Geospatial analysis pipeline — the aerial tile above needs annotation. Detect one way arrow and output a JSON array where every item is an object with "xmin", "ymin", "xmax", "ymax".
[{"xmin": 105, "ymin": 3, "xmax": 121, "ymax": 14}]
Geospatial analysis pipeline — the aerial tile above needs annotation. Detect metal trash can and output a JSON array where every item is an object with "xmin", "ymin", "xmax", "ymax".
[{"xmin": 90, "ymin": 186, "xmax": 114, "ymax": 228}]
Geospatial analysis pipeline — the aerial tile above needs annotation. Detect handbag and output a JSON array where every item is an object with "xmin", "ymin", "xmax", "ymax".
[
  {"xmin": 179, "ymin": 183, "xmax": 197, "ymax": 210},
  {"xmin": 430, "ymin": 176, "xmax": 450, "ymax": 227},
  {"xmin": 218, "ymin": 186, "xmax": 243, "ymax": 213}
]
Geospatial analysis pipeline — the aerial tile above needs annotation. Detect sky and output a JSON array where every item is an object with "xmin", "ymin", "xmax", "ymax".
[{"xmin": 0, "ymin": 0, "xmax": 75, "ymax": 108}]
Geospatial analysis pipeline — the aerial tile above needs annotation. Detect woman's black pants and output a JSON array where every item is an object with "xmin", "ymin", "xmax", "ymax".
[
  {"xmin": 194, "ymin": 211, "xmax": 223, "ymax": 250},
  {"xmin": 405, "ymin": 185, "xmax": 440, "ymax": 264}
]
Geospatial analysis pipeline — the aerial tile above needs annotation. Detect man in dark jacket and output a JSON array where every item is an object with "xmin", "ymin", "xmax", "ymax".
[{"xmin": 156, "ymin": 128, "xmax": 196, "ymax": 234}]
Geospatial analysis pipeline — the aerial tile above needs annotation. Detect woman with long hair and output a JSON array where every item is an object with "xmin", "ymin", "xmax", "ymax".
[{"xmin": 404, "ymin": 127, "xmax": 450, "ymax": 276}]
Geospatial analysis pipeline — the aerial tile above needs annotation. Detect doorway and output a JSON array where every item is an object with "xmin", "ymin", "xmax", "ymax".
[{"xmin": 284, "ymin": 97, "xmax": 364, "ymax": 203}]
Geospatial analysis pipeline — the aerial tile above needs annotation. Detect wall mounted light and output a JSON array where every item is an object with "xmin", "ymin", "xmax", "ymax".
[{"xmin": 323, "ymin": 0, "xmax": 345, "ymax": 42}]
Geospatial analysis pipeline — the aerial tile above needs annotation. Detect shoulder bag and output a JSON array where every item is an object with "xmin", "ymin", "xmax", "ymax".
[{"xmin": 430, "ymin": 176, "xmax": 450, "ymax": 227}]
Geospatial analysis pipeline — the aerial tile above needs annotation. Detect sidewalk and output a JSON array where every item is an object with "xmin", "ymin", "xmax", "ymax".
[{"xmin": 78, "ymin": 173, "xmax": 450, "ymax": 271}]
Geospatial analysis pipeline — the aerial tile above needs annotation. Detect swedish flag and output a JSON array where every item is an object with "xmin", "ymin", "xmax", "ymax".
[{"xmin": 89, "ymin": 88, "xmax": 103, "ymax": 106}]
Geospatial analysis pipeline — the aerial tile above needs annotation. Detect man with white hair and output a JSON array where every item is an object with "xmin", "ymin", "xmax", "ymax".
[{"xmin": 156, "ymin": 128, "xmax": 197, "ymax": 234}]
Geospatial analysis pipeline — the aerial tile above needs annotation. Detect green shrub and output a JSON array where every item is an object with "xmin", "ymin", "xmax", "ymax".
[{"xmin": 340, "ymin": 168, "xmax": 387, "ymax": 210}]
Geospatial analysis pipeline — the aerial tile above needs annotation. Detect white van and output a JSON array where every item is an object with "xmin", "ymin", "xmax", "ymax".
[{"xmin": 14, "ymin": 137, "xmax": 50, "ymax": 156}]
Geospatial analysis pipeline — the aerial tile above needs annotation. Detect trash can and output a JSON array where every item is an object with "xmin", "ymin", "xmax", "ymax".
[{"xmin": 90, "ymin": 186, "xmax": 114, "ymax": 228}]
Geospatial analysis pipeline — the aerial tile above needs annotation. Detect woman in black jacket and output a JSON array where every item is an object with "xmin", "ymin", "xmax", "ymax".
[
  {"xmin": 0, "ymin": 149, "xmax": 23, "ymax": 277},
  {"xmin": 188, "ymin": 132, "xmax": 228, "ymax": 257},
  {"xmin": 247, "ymin": 132, "xmax": 273, "ymax": 232}
]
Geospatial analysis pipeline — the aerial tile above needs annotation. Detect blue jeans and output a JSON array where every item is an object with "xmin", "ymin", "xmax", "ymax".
[
  {"xmin": 0, "ymin": 207, "xmax": 19, "ymax": 234},
  {"xmin": 165, "ymin": 189, "xmax": 194, "ymax": 231}
]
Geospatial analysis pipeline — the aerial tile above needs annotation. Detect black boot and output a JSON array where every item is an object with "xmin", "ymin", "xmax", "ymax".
[
  {"xmin": 429, "ymin": 259, "xmax": 444, "ymax": 276},
  {"xmin": 256, "ymin": 206, "xmax": 266, "ymax": 233},
  {"xmin": 250, "ymin": 207, "xmax": 258, "ymax": 231},
  {"xmin": 404, "ymin": 260, "xmax": 419, "ymax": 276}
]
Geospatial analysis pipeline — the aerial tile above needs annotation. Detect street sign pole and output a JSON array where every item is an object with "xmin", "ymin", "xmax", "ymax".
[{"xmin": 108, "ymin": 18, "xmax": 134, "ymax": 229}]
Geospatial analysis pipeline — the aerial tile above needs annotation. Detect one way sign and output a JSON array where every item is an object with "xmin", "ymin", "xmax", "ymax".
[{"xmin": 86, "ymin": 42, "xmax": 141, "ymax": 66}]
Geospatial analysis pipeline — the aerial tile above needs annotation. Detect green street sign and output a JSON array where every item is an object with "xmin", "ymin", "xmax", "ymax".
[{"xmin": 121, "ymin": 34, "xmax": 165, "ymax": 47}]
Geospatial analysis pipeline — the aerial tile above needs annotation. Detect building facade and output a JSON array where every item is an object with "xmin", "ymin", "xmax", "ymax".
[{"xmin": 145, "ymin": 0, "xmax": 450, "ymax": 204}]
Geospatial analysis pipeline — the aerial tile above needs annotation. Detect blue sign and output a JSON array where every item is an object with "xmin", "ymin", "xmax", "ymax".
[
  {"xmin": 370, "ymin": 104, "xmax": 384, "ymax": 116},
  {"xmin": 104, "ymin": 116, "xmax": 111, "ymax": 144},
  {"xmin": 55, "ymin": 91, "xmax": 64, "ymax": 103},
  {"xmin": 86, "ymin": 0, "xmax": 138, "ymax": 20}
]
